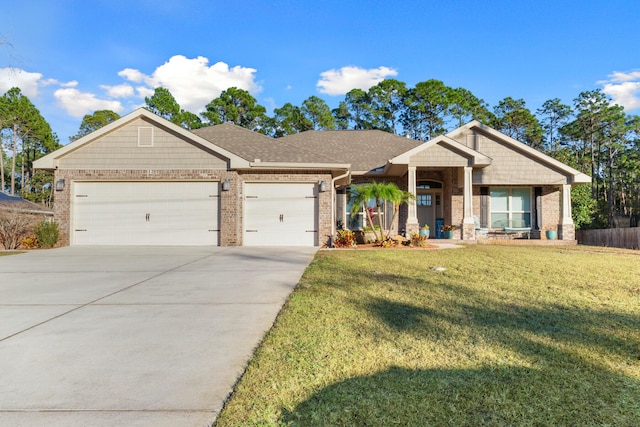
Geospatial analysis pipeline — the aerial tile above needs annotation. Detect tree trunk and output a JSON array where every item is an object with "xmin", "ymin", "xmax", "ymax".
[
  {"xmin": 0, "ymin": 142, "xmax": 4, "ymax": 193},
  {"xmin": 11, "ymin": 123, "xmax": 17, "ymax": 195}
]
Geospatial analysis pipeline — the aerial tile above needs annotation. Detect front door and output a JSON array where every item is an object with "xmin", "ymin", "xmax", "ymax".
[{"xmin": 417, "ymin": 190, "xmax": 441, "ymax": 233}]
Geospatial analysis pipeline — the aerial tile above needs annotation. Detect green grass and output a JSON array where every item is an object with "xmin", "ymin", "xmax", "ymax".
[
  {"xmin": 0, "ymin": 251, "xmax": 21, "ymax": 256},
  {"xmin": 215, "ymin": 245, "xmax": 640, "ymax": 426}
]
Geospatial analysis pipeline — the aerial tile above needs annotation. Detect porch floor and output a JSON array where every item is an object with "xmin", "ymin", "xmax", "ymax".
[{"xmin": 435, "ymin": 238, "xmax": 578, "ymax": 246}]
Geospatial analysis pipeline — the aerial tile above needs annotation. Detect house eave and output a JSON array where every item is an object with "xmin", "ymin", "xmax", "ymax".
[{"xmin": 245, "ymin": 162, "xmax": 351, "ymax": 176}]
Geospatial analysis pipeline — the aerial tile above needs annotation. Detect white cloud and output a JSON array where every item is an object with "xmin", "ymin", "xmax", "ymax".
[
  {"xmin": 53, "ymin": 88, "xmax": 124, "ymax": 117},
  {"xmin": 136, "ymin": 86, "xmax": 155, "ymax": 98},
  {"xmin": 41, "ymin": 78, "xmax": 77, "ymax": 88},
  {"xmin": 100, "ymin": 83, "xmax": 135, "ymax": 98},
  {"xmin": 602, "ymin": 81, "xmax": 640, "ymax": 111},
  {"xmin": 598, "ymin": 70, "xmax": 640, "ymax": 84},
  {"xmin": 118, "ymin": 68, "xmax": 146, "ymax": 83},
  {"xmin": 599, "ymin": 69, "xmax": 640, "ymax": 111},
  {"xmin": 316, "ymin": 66, "xmax": 398, "ymax": 95},
  {"xmin": 118, "ymin": 55, "xmax": 262, "ymax": 112},
  {"xmin": 0, "ymin": 68, "xmax": 43, "ymax": 97}
]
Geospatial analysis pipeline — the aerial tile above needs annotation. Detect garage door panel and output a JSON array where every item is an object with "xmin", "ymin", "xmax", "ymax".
[
  {"xmin": 73, "ymin": 182, "xmax": 219, "ymax": 246},
  {"xmin": 244, "ymin": 183, "xmax": 317, "ymax": 246}
]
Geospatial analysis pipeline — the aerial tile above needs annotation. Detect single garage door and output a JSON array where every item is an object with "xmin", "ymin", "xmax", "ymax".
[
  {"xmin": 72, "ymin": 182, "xmax": 219, "ymax": 245},
  {"xmin": 244, "ymin": 183, "xmax": 317, "ymax": 246}
]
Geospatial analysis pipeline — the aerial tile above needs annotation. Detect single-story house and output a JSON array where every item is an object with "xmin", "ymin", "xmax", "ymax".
[
  {"xmin": 33, "ymin": 108, "xmax": 590, "ymax": 246},
  {"xmin": 0, "ymin": 192, "xmax": 54, "ymax": 216},
  {"xmin": 0, "ymin": 192, "xmax": 54, "ymax": 249}
]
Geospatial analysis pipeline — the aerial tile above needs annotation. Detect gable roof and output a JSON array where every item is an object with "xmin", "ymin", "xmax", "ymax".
[
  {"xmin": 389, "ymin": 134, "xmax": 493, "ymax": 167},
  {"xmin": 0, "ymin": 192, "xmax": 53, "ymax": 215},
  {"xmin": 448, "ymin": 121, "xmax": 591, "ymax": 184},
  {"xmin": 278, "ymin": 130, "xmax": 422, "ymax": 172},
  {"xmin": 34, "ymin": 108, "xmax": 251, "ymax": 170}
]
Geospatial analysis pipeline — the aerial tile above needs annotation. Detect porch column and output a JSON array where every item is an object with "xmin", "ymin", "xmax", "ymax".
[
  {"xmin": 406, "ymin": 166, "xmax": 419, "ymax": 235},
  {"xmin": 559, "ymin": 184, "xmax": 575, "ymax": 240},
  {"xmin": 462, "ymin": 166, "xmax": 475, "ymax": 240}
]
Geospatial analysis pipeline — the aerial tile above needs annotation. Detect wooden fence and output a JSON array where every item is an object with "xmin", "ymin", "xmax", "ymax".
[{"xmin": 576, "ymin": 228, "xmax": 640, "ymax": 250}]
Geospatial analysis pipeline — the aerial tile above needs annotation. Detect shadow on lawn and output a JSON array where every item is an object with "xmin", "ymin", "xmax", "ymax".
[
  {"xmin": 282, "ymin": 283, "xmax": 640, "ymax": 425},
  {"xmin": 369, "ymin": 291, "xmax": 640, "ymax": 361},
  {"xmin": 282, "ymin": 364, "xmax": 638, "ymax": 426}
]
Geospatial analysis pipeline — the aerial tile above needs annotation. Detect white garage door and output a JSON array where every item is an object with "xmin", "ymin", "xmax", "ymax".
[
  {"xmin": 244, "ymin": 183, "xmax": 317, "ymax": 246},
  {"xmin": 72, "ymin": 182, "xmax": 219, "ymax": 245}
]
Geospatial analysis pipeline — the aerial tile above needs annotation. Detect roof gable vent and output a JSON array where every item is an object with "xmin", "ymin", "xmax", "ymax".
[{"xmin": 138, "ymin": 127, "xmax": 154, "ymax": 147}]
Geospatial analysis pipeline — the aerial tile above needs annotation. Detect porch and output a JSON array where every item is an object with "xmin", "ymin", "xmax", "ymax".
[{"xmin": 402, "ymin": 165, "xmax": 577, "ymax": 242}]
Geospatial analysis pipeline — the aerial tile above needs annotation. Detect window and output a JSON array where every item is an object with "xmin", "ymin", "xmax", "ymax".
[
  {"xmin": 490, "ymin": 187, "xmax": 531, "ymax": 228},
  {"xmin": 346, "ymin": 186, "xmax": 390, "ymax": 230},
  {"xmin": 417, "ymin": 194, "xmax": 432, "ymax": 206},
  {"xmin": 417, "ymin": 180, "xmax": 442, "ymax": 189}
]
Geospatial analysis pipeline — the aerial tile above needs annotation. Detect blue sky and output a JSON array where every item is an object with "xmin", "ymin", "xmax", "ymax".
[{"xmin": 1, "ymin": 0, "xmax": 639, "ymax": 144}]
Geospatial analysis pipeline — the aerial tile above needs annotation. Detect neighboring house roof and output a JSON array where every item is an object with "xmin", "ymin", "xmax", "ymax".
[
  {"xmin": 278, "ymin": 130, "xmax": 423, "ymax": 173},
  {"xmin": 0, "ymin": 192, "xmax": 53, "ymax": 215}
]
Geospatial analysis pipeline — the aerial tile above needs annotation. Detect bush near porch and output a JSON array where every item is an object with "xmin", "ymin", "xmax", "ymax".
[{"xmin": 215, "ymin": 245, "xmax": 640, "ymax": 426}]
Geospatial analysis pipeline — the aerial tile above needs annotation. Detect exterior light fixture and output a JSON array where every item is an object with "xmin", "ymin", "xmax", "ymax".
[
  {"xmin": 55, "ymin": 179, "xmax": 65, "ymax": 191},
  {"xmin": 319, "ymin": 180, "xmax": 327, "ymax": 192},
  {"xmin": 221, "ymin": 179, "xmax": 231, "ymax": 191}
]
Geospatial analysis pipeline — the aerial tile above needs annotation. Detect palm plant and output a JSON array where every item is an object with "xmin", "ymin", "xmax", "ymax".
[{"xmin": 349, "ymin": 182, "xmax": 414, "ymax": 243}]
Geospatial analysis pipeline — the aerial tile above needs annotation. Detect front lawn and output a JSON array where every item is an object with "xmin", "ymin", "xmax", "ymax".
[
  {"xmin": 215, "ymin": 245, "xmax": 640, "ymax": 426},
  {"xmin": 0, "ymin": 251, "xmax": 21, "ymax": 256}
]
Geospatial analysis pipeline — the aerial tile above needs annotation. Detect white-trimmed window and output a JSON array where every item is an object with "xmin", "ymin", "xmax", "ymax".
[{"xmin": 490, "ymin": 187, "xmax": 531, "ymax": 228}]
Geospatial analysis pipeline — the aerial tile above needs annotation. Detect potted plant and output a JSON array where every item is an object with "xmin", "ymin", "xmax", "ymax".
[
  {"xmin": 442, "ymin": 224, "xmax": 456, "ymax": 239},
  {"xmin": 419, "ymin": 224, "xmax": 430, "ymax": 239},
  {"xmin": 545, "ymin": 227, "xmax": 557, "ymax": 240}
]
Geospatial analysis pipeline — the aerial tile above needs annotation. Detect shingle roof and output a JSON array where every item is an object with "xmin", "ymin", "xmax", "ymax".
[
  {"xmin": 277, "ymin": 130, "xmax": 423, "ymax": 172},
  {"xmin": 0, "ymin": 192, "xmax": 54, "ymax": 214},
  {"xmin": 194, "ymin": 124, "xmax": 424, "ymax": 172},
  {"xmin": 192, "ymin": 123, "xmax": 338, "ymax": 164}
]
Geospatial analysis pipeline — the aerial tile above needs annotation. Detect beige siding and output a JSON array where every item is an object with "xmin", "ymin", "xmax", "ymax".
[
  {"xmin": 409, "ymin": 143, "xmax": 470, "ymax": 167},
  {"xmin": 58, "ymin": 119, "xmax": 228, "ymax": 170},
  {"xmin": 452, "ymin": 129, "xmax": 569, "ymax": 185}
]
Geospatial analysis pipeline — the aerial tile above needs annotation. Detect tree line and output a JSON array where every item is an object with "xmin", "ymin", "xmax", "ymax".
[
  {"xmin": 0, "ymin": 87, "xmax": 60, "ymax": 204},
  {"xmin": 2, "ymin": 79, "xmax": 639, "ymax": 229}
]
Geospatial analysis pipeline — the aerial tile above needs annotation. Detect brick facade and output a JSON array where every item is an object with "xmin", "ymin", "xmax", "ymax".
[
  {"xmin": 53, "ymin": 169, "xmax": 333, "ymax": 247},
  {"xmin": 236, "ymin": 170, "xmax": 334, "ymax": 246}
]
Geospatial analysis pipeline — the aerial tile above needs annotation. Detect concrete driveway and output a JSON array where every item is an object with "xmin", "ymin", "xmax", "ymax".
[{"xmin": 0, "ymin": 246, "xmax": 317, "ymax": 427}]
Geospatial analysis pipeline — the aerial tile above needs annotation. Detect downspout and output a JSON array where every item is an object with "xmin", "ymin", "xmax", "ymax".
[{"xmin": 330, "ymin": 170, "xmax": 351, "ymax": 241}]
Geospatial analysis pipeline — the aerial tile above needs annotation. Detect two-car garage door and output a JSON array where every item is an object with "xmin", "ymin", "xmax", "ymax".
[{"xmin": 72, "ymin": 182, "xmax": 219, "ymax": 245}]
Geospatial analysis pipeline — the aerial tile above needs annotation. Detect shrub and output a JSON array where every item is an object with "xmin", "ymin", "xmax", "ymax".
[
  {"xmin": 334, "ymin": 229, "xmax": 356, "ymax": 248},
  {"xmin": 0, "ymin": 210, "xmax": 32, "ymax": 250},
  {"xmin": 20, "ymin": 236, "xmax": 39, "ymax": 249},
  {"xmin": 409, "ymin": 232, "xmax": 428, "ymax": 247},
  {"xmin": 34, "ymin": 220, "xmax": 59, "ymax": 248},
  {"xmin": 378, "ymin": 238, "xmax": 397, "ymax": 248}
]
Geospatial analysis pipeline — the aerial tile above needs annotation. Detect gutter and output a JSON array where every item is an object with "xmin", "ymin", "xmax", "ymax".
[{"xmin": 247, "ymin": 161, "xmax": 351, "ymax": 170}]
